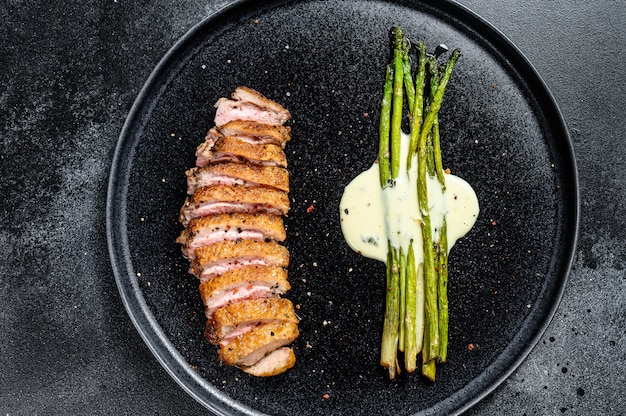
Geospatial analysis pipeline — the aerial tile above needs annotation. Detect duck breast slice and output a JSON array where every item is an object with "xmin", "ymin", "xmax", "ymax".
[
  {"xmin": 179, "ymin": 184, "xmax": 289, "ymax": 227},
  {"xmin": 218, "ymin": 321, "xmax": 299, "ymax": 367},
  {"xmin": 177, "ymin": 212, "xmax": 286, "ymax": 260},
  {"xmin": 231, "ymin": 86, "xmax": 291, "ymax": 117},
  {"xmin": 195, "ymin": 135, "xmax": 287, "ymax": 168},
  {"xmin": 185, "ymin": 163, "xmax": 289, "ymax": 195},
  {"xmin": 198, "ymin": 265, "xmax": 290, "ymax": 317},
  {"xmin": 214, "ymin": 87, "xmax": 291, "ymax": 127},
  {"xmin": 217, "ymin": 120, "xmax": 291, "ymax": 148},
  {"xmin": 206, "ymin": 297, "xmax": 298, "ymax": 344},
  {"xmin": 241, "ymin": 347, "xmax": 296, "ymax": 377},
  {"xmin": 190, "ymin": 239, "xmax": 289, "ymax": 281}
]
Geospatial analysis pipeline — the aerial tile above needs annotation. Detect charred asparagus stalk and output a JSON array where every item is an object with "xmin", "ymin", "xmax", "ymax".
[
  {"xmin": 379, "ymin": 28, "xmax": 407, "ymax": 378},
  {"xmin": 420, "ymin": 49, "xmax": 460, "ymax": 376},
  {"xmin": 377, "ymin": 26, "xmax": 460, "ymax": 380},
  {"xmin": 390, "ymin": 27, "xmax": 407, "ymax": 180},
  {"xmin": 378, "ymin": 65, "xmax": 393, "ymax": 187}
]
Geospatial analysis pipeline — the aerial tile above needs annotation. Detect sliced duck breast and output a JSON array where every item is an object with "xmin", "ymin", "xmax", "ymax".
[
  {"xmin": 241, "ymin": 347, "xmax": 296, "ymax": 377},
  {"xmin": 185, "ymin": 163, "xmax": 289, "ymax": 194},
  {"xmin": 231, "ymin": 86, "xmax": 291, "ymax": 117},
  {"xmin": 177, "ymin": 213, "xmax": 286, "ymax": 259},
  {"xmin": 217, "ymin": 120, "xmax": 291, "ymax": 148},
  {"xmin": 195, "ymin": 135, "xmax": 287, "ymax": 168},
  {"xmin": 214, "ymin": 86, "xmax": 291, "ymax": 127},
  {"xmin": 198, "ymin": 265, "xmax": 290, "ymax": 317},
  {"xmin": 218, "ymin": 321, "xmax": 299, "ymax": 367},
  {"xmin": 205, "ymin": 297, "xmax": 298, "ymax": 344},
  {"xmin": 179, "ymin": 184, "xmax": 290, "ymax": 227},
  {"xmin": 190, "ymin": 239, "xmax": 289, "ymax": 281},
  {"xmin": 177, "ymin": 86, "xmax": 297, "ymax": 377}
]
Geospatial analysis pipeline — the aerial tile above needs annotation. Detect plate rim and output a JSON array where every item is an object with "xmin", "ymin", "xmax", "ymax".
[{"xmin": 106, "ymin": 0, "xmax": 580, "ymax": 415}]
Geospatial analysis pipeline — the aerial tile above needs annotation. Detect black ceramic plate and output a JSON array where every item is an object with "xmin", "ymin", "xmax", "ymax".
[{"xmin": 106, "ymin": 0, "xmax": 578, "ymax": 415}]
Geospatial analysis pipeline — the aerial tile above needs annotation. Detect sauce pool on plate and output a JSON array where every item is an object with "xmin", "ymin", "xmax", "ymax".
[{"xmin": 339, "ymin": 132, "xmax": 479, "ymax": 264}]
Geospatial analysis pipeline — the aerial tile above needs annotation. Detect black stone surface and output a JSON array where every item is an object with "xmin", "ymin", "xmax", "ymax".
[{"xmin": 1, "ymin": 1, "xmax": 624, "ymax": 415}]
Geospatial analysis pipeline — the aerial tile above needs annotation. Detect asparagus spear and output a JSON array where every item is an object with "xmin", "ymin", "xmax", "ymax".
[
  {"xmin": 415, "ymin": 261, "xmax": 425, "ymax": 354},
  {"xmin": 425, "ymin": 58, "xmax": 440, "ymax": 178},
  {"xmin": 417, "ymin": 49, "xmax": 461, "ymax": 154},
  {"xmin": 429, "ymin": 58, "xmax": 445, "ymax": 187},
  {"xmin": 398, "ymin": 246, "xmax": 407, "ymax": 352},
  {"xmin": 402, "ymin": 49, "xmax": 416, "ymax": 116},
  {"xmin": 422, "ymin": 342, "xmax": 437, "ymax": 381},
  {"xmin": 404, "ymin": 241, "xmax": 418, "ymax": 372},
  {"xmin": 407, "ymin": 41, "xmax": 427, "ymax": 169},
  {"xmin": 380, "ymin": 243, "xmax": 400, "ymax": 378},
  {"xmin": 416, "ymin": 171, "xmax": 439, "ymax": 365},
  {"xmin": 430, "ymin": 57, "xmax": 454, "ymax": 363},
  {"xmin": 416, "ymin": 61, "xmax": 440, "ymax": 365},
  {"xmin": 437, "ymin": 219, "xmax": 450, "ymax": 363},
  {"xmin": 380, "ymin": 28, "xmax": 407, "ymax": 379},
  {"xmin": 421, "ymin": 50, "xmax": 459, "ymax": 374},
  {"xmin": 390, "ymin": 27, "xmax": 406, "ymax": 179},
  {"xmin": 378, "ymin": 65, "xmax": 393, "ymax": 187}
]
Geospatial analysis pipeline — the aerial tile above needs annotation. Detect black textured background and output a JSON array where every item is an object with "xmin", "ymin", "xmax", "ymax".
[{"xmin": 1, "ymin": 1, "xmax": 624, "ymax": 415}]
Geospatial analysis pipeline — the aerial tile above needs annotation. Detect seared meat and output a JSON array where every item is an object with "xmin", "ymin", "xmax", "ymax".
[
  {"xmin": 241, "ymin": 347, "xmax": 296, "ymax": 377},
  {"xmin": 185, "ymin": 163, "xmax": 289, "ymax": 194},
  {"xmin": 190, "ymin": 239, "xmax": 289, "ymax": 281},
  {"xmin": 218, "ymin": 321, "xmax": 299, "ymax": 367},
  {"xmin": 195, "ymin": 128, "xmax": 221, "ymax": 168},
  {"xmin": 177, "ymin": 213, "xmax": 286, "ymax": 259},
  {"xmin": 195, "ymin": 135, "xmax": 287, "ymax": 168},
  {"xmin": 231, "ymin": 86, "xmax": 291, "ymax": 117},
  {"xmin": 198, "ymin": 265, "xmax": 290, "ymax": 316},
  {"xmin": 179, "ymin": 184, "xmax": 290, "ymax": 227},
  {"xmin": 178, "ymin": 87, "xmax": 297, "ymax": 377},
  {"xmin": 205, "ymin": 297, "xmax": 298, "ymax": 344},
  {"xmin": 214, "ymin": 99, "xmax": 291, "ymax": 127},
  {"xmin": 217, "ymin": 120, "xmax": 291, "ymax": 148},
  {"xmin": 214, "ymin": 86, "xmax": 291, "ymax": 127}
]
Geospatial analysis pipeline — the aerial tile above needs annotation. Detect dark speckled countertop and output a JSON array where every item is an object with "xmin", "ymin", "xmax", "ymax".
[{"xmin": 1, "ymin": 1, "xmax": 624, "ymax": 415}]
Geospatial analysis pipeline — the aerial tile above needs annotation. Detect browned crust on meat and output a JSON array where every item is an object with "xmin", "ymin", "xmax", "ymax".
[
  {"xmin": 231, "ymin": 86, "xmax": 291, "ymax": 119},
  {"xmin": 213, "ymin": 136, "xmax": 287, "ymax": 167},
  {"xmin": 186, "ymin": 184, "xmax": 289, "ymax": 208},
  {"xmin": 217, "ymin": 120, "xmax": 291, "ymax": 148},
  {"xmin": 186, "ymin": 163, "xmax": 290, "ymax": 193},
  {"xmin": 206, "ymin": 298, "xmax": 298, "ymax": 344},
  {"xmin": 240, "ymin": 347, "xmax": 296, "ymax": 377},
  {"xmin": 180, "ymin": 212, "xmax": 286, "ymax": 245},
  {"xmin": 218, "ymin": 321, "xmax": 299, "ymax": 366},
  {"xmin": 197, "ymin": 265, "xmax": 290, "ymax": 304},
  {"xmin": 191, "ymin": 240, "xmax": 289, "ymax": 277},
  {"xmin": 179, "ymin": 184, "xmax": 290, "ymax": 225}
]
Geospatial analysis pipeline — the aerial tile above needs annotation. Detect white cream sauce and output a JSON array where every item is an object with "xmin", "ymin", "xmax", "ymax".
[{"xmin": 340, "ymin": 132, "xmax": 479, "ymax": 263}]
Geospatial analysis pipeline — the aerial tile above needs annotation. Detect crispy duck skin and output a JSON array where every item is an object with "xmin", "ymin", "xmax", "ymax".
[
  {"xmin": 177, "ymin": 212, "xmax": 286, "ymax": 260},
  {"xmin": 198, "ymin": 265, "xmax": 290, "ymax": 317},
  {"xmin": 185, "ymin": 163, "xmax": 289, "ymax": 194},
  {"xmin": 218, "ymin": 321, "xmax": 299, "ymax": 367},
  {"xmin": 241, "ymin": 347, "xmax": 296, "ymax": 377},
  {"xmin": 179, "ymin": 184, "xmax": 290, "ymax": 227},
  {"xmin": 190, "ymin": 239, "xmax": 290, "ymax": 281},
  {"xmin": 214, "ymin": 87, "xmax": 291, "ymax": 127},
  {"xmin": 231, "ymin": 86, "xmax": 291, "ymax": 116},
  {"xmin": 205, "ymin": 297, "xmax": 298, "ymax": 345},
  {"xmin": 195, "ymin": 135, "xmax": 287, "ymax": 168},
  {"xmin": 217, "ymin": 120, "xmax": 291, "ymax": 148}
]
